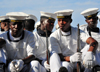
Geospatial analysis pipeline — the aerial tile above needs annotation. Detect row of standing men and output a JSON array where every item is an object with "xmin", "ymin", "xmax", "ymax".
[{"xmin": 0, "ymin": 8, "xmax": 100, "ymax": 72}]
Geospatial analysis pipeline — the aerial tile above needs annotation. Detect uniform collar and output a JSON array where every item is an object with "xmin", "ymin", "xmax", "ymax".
[
  {"xmin": 87, "ymin": 26, "xmax": 99, "ymax": 33},
  {"xmin": 37, "ymin": 28, "xmax": 52, "ymax": 37},
  {"xmin": 60, "ymin": 27, "xmax": 71, "ymax": 36},
  {"xmin": 87, "ymin": 26, "xmax": 99, "ymax": 36},
  {"xmin": 7, "ymin": 30, "xmax": 24, "ymax": 42}
]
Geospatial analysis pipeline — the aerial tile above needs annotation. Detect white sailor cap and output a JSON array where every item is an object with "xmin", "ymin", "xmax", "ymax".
[
  {"xmin": 98, "ymin": 15, "xmax": 100, "ymax": 21},
  {"xmin": 35, "ymin": 21, "xmax": 40, "ymax": 29},
  {"xmin": 55, "ymin": 23, "xmax": 59, "ymax": 30},
  {"xmin": 0, "ymin": 16, "xmax": 10, "ymax": 22},
  {"xmin": 6, "ymin": 12, "xmax": 28, "ymax": 22},
  {"xmin": 26, "ymin": 14, "xmax": 37, "ymax": 22},
  {"xmin": 40, "ymin": 11, "xmax": 56, "ymax": 20},
  {"xmin": 81, "ymin": 8, "xmax": 99, "ymax": 18},
  {"xmin": 54, "ymin": 9, "xmax": 74, "ymax": 18},
  {"xmin": 6, "ymin": 12, "xmax": 28, "ymax": 16}
]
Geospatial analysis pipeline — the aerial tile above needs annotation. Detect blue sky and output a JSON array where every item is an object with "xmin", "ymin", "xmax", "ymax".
[{"xmin": 0, "ymin": 0, "xmax": 100, "ymax": 32}]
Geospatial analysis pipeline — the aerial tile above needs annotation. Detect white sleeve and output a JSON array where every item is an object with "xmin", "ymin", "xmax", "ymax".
[
  {"xmin": 80, "ymin": 30, "xmax": 90, "ymax": 43},
  {"xmin": 0, "ymin": 34, "xmax": 4, "ymax": 39},
  {"xmin": 49, "ymin": 32, "xmax": 62, "ymax": 54},
  {"xmin": 26, "ymin": 33, "xmax": 35, "ymax": 56}
]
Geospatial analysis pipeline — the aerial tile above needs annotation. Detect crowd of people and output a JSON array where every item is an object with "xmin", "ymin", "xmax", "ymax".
[{"xmin": 0, "ymin": 8, "xmax": 100, "ymax": 72}]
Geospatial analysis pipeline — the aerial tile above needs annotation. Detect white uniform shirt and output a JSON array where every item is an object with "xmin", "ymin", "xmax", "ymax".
[
  {"xmin": 0, "ymin": 30, "xmax": 35, "ymax": 60},
  {"xmin": 49, "ymin": 26, "xmax": 89, "ymax": 56},
  {"xmin": 80, "ymin": 24, "xmax": 100, "ymax": 52},
  {"xmin": 33, "ymin": 32, "xmax": 49, "ymax": 60},
  {"xmin": 0, "ymin": 31, "xmax": 7, "ymax": 34}
]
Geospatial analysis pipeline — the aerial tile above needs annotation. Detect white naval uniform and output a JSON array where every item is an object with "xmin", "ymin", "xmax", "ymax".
[
  {"xmin": 0, "ymin": 30, "xmax": 36, "ymax": 72},
  {"xmin": 30, "ymin": 31, "xmax": 49, "ymax": 72},
  {"xmin": 80, "ymin": 24, "xmax": 100, "ymax": 67},
  {"xmin": 33, "ymin": 32, "xmax": 48, "ymax": 60},
  {"xmin": 49, "ymin": 26, "xmax": 89, "ymax": 72}
]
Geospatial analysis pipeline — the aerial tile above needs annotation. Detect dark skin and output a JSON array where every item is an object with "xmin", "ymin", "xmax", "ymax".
[
  {"xmin": 57, "ymin": 18, "xmax": 98, "ymax": 62},
  {"xmin": 22, "ymin": 55, "xmax": 35, "ymax": 64},
  {"xmin": 85, "ymin": 16, "xmax": 98, "ymax": 29},
  {"xmin": 40, "ymin": 19, "xmax": 55, "ymax": 32},
  {"xmin": 1, "ymin": 22, "xmax": 10, "ymax": 31},
  {"xmin": 10, "ymin": 22, "xmax": 23, "ymax": 37},
  {"xmin": 58, "ymin": 18, "xmax": 72, "ymax": 32},
  {"xmin": 23, "ymin": 19, "xmax": 35, "ymax": 32},
  {"xmin": 10, "ymin": 22, "xmax": 35, "ymax": 64}
]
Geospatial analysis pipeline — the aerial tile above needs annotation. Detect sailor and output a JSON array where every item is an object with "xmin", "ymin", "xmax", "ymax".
[
  {"xmin": 0, "ymin": 16, "xmax": 10, "ymax": 34},
  {"xmin": 80, "ymin": 8, "xmax": 99, "ymax": 37},
  {"xmin": 80, "ymin": 8, "xmax": 100, "ymax": 72},
  {"xmin": 31, "ymin": 11, "xmax": 56, "ymax": 72},
  {"xmin": 0, "ymin": 12, "xmax": 36, "ymax": 72},
  {"xmin": 23, "ymin": 14, "xmax": 37, "ymax": 32},
  {"xmin": 49, "ymin": 9, "xmax": 98, "ymax": 72}
]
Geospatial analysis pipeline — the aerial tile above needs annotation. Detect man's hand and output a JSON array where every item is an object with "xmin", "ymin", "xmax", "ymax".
[
  {"xmin": 43, "ymin": 61, "xmax": 50, "ymax": 71},
  {"xmin": 8, "ymin": 59, "xmax": 24, "ymax": 72},
  {"xmin": 83, "ymin": 51, "xmax": 95, "ymax": 68},
  {"xmin": 70, "ymin": 52, "xmax": 82, "ymax": 63},
  {"xmin": 8, "ymin": 60, "xmax": 17, "ymax": 72}
]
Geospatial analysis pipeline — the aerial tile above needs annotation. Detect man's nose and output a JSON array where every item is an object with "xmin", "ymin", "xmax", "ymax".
[
  {"xmin": 50, "ymin": 22, "xmax": 54, "ymax": 26},
  {"xmin": 60, "ymin": 20, "xmax": 63, "ymax": 24},
  {"xmin": 15, "ymin": 24, "xmax": 18, "ymax": 28}
]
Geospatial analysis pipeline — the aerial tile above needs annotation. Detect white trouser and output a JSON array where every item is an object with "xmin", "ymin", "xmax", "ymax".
[
  {"xmin": 30, "ymin": 60, "xmax": 46, "ymax": 72},
  {"xmin": 50, "ymin": 51, "xmax": 76, "ymax": 72},
  {"xmin": 0, "ymin": 48, "xmax": 6, "ymax": 64}
]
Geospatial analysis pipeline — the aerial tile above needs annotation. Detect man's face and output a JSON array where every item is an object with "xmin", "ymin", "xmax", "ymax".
[
  {"xmin": 86, "ymin": 16, "xmax": 98, "ymax": 28},
  {"xmin": 42, "ymin": 19, "xmax": 55, "ymax": 32},
  {"xmin": 1, "ymin": 22, "xmax": 10, "ymax": 31},
  {"xmin": 58, "ymin": 18, "xmax": 72, "ymax": 32},
  {"xmin": 10, "ymin": 22, "xmax": 23, "ymax": 37}
]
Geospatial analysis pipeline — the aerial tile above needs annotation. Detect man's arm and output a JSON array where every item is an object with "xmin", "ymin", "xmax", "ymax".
[
  {"xmin": 61, "ymin": 53, "xmax": 81, "ymax": 63},
  {"xmin": 22, "ymin": 55, "xmax": 35, "ymax": 64},
  {"xmin": 22, "ymin": 32, "xmax": 36, "ymax": 64},
  {"xmin": 86, "ymin": 37, "xmax": 98, "ymax": 52},
  {"xmin": 82, "ymin": 37, "xmax": 98, "ymax": 68},
  {"xmin": 59, "ymin": 53, "xmax": 70, "ymax": 62}
]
